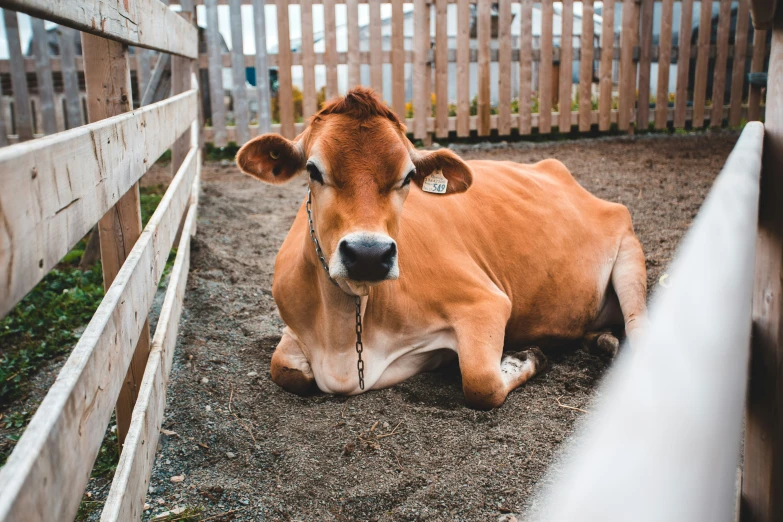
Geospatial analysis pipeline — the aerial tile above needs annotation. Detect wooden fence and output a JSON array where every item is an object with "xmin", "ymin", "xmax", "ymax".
[
  {"xmin": 0, "ymin": 0, "xmax": 773, "ymax": 145},
  {"xmin": 0, "ymin": 1, "xmax": 201, "ymax": 521},
  {"xmin": 197, "ymin": 0, "xmax": 772, "ymax": 144}
]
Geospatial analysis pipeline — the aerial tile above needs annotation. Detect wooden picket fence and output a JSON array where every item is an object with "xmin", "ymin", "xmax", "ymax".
[
  {"xmin": 0, "ymin": 0, "xmax": 772, "ymax": 145},
  {"xmin": 0, "ymin": 1, "xmax": 201, "ymax": 521},
  {"xmin": 195, "ymin": 0, "xmax": 771, "ymax": 145}
]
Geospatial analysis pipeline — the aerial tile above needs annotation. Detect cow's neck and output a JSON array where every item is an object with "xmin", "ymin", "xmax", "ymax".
[{"xmin": 303, "ymin": 196, "xmax": 367, "ymax": 389}]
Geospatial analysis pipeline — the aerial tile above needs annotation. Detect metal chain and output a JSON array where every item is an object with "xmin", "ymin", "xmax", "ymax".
[
  {"xmin": 306, "ymin": 188, "xmax": 366, "ymax": 390},
  {"xmin": 355, "ymin": 296, "xmax": 365, "ymax": 390},
  {"xmin": 307, "ymin": 189, "xmax": 339, "ymax": 288}
]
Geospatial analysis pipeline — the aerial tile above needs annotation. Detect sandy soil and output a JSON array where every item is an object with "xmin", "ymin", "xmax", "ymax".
[{"xmin": 140, "ymin": 131, "xmax": 739, "ymax": 521}]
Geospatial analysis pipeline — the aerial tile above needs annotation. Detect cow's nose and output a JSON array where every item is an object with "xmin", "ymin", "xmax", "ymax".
[{"xmin": 339, "ymin": 238, "xmax": 397, "ymax": 281}]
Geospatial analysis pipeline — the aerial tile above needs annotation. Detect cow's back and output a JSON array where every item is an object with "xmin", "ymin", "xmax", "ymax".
[{"xmin": 395, "ymin": 158, "xmax": 632, "ymax": 343}]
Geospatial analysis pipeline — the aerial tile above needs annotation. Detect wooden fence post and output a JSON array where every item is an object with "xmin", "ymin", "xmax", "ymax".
[
  {"xmin": 229, "ymin": 0, "xmax": 250, "ymax": 144},
  {"xmin": 539, "ymin": 0, "xmax": 554, "ymax": 133},
  {"xmin": 60, "ymin": 26, "xmax": 83, "ymax": 129},
  {"xmin": 253, "ymin": 0, "xmax": 272, "ymax": 133},
  {"xmin": 30, "ymin": 17, "xmax": 57, "ymax": 136},
  {"xmin": 81, "ymin": 32, "xmax": 150, "ymax": 447},
  {"xmin": 744, "ymin": 6, "xmax": 783, "ymax": 522},
  {"xmin": 618, "ymin": 0, "xmax": 640, "ymax": 131},
  {"xmin": 3, "ymin": 9, "xmax": 33, "ymax": 141},
  {"xmin": 413, "ymin": 0, "xmax": 431, "ymax": 142},
  {"xmin": 558, "ymin": 0, "xmax": 573, "ymax": 132},
  {"xmin": 173, "ymin": 2, "xmax": 196, "ymax": 169},
  {"xmin": 477, "ymin": 0, "xmax": 491, "ymax": 136}
]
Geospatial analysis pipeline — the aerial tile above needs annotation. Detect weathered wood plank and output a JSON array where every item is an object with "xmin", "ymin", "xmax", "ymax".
[
  {"xmin": 559, "ymin": 0, "xmax": 574, "ymax": 132},
  {"xmin": 205, "ymin": 0, "xmax": 226, "ymax": 145},
  {"xmin": 30, "ymin": 17, "xmax": 56, "ymax": 135},
  {"xmin": 300, "ymin": 0, "xmax": 317, "ymax": 117},
  {"xmin": 346, "ymin": 0, "xmax": 361, "ymax": 87},
  {"xmin": 729, "ymin": 0, "xmax": 750, "ymax": 126},
  {"xmin": 598, "ymin": 0, "xmax": 615, "ymax": 130},
  {"xmin": 744, "ymin": 11, "xmax": 783, "ymax": 522},
  {"xmin": 81, "ymin": 31, "xmax": 152, "ymax": 448},
  {"xmin": 140, "ymin": 53, "xmax": 171, "ymax": 107},
  {"xmin": 435, "ymin": 0, "xmax": 449, "ymax": 138},
  {"xmin": 323, "ymin": 0, "xmax": 339, "ymax": 98},
  {"xmin": 253, "ymin": 0, "xmax": 272, "ymax": 133},
  {"xmin": 369, "ymin": 0, "xmax": 383, "ymax": 94},
  {"xmin": 229, "ymin": 0, "xmax": 250, "ymax": 144},
  {"xmin": 391, "ymin": 0, "xmax": 405, "ymax": 118},
  {"xmin": 276, "ymin": 0, "xmax": 295, "ymax": 138},
  {"xmin": 518, "ymin": 0, "xmax": 533, "ymax": 134},
  {"xmin": 497, "ymin": 0, "xmax": 512, "ymax": 135},
  {"xmin": 710, "ymin": 0, "xmax": 732, "ymax": 126},
  {"xmin": 0, "ymin": 77, "xmax": 8, "ymax": 146},
  {"xmin": 4, "ymin": 9, "xmax": 33, "ymax": 140},
  {"xmin": 675, "ymin": 0, "xmax": 694, "ymax": 127},
  {"xmin": 618, "ymin": 0, "xmax": 640, "ymax": 130},
  {"xmin": 2, "ymin": 0, "xmax": 198, "ymax": 58},
  {"xmin": 636, "ymin": 0, "xmax": 654, "ymax": 129},
  {"xmin": 137, "ymin": 50, "xmax": 151, "ymax": 104},
  {"xmin": 413, "ymin": 0, "xmax": 430, "ymax": 139},
  {"xmin": 203, "ymin": 106, "xmax": 760, "ymax": 144},
  {"xmin": 0, "ymin": 90, "xmax": 198, "ymax": 319},
  {"xmin": 655, "ymin": 0, "xmax": 674, "ymax": 129},
  {"xmin": 59, "ymin": 25, "xmax": 83, "ymax": 129},
  {"xmin": 99, "ymin": 153, "xmax": 198, "ymax": 522},
  {"xmin": 748, "ymin": 28, "xmax": 767, "ymax": 121},
  {"xmin": 456, "ymin": 0, "xmax": 470, "ymax": 136},
  {"xmin": 539, "ymin": 0, "xmax": 554, "ymax": 133},
  {"xmin": 578, "ymin": 0, "xmax": 594, "ymax": 132},
  {"xmin": 0, "ymin": 119, "xmax": 198, "ymax": 522},
  {"xmin": 692, "ymin": 0, "xmax": 714, "ymax": 127}
]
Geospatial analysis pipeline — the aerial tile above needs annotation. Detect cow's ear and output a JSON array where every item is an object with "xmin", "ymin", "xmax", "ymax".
[
  {"xmin": 236, "ymin": 133, "xmax": 306, "ymax": 184},
  {"xmin": 411, "ymin": 149, "xmax": 473, "ymax": 195}
]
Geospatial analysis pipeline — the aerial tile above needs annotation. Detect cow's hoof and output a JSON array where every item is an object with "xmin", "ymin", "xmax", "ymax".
[
  {"xmin": 505, "ymin": 346, "xmax": 548, "ymax": 374},
  {"xmin": 525, "ymin": 346, "xmax": 549, "ymax": 374},
  {"xmin": 270, "ymin": 366, "xmax": 317, "ymax": 396},
  {"xmin": 596, "ymin": 333, "xmax": 620, "ymax": 358}
]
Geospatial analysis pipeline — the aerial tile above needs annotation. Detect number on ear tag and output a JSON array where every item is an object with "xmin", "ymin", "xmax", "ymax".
[{"xmin": 422, "ymin": 171, "xmax": 448, "ymax": 194}]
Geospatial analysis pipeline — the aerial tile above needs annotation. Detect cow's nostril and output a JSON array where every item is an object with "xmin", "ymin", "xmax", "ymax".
[
  {"xmin": 339, "ymin": 240, "xmax": 358, "ymax": 264},
  {"xmin": 381, "ymin": 243, "xmax": 397, "ymax": 264}
]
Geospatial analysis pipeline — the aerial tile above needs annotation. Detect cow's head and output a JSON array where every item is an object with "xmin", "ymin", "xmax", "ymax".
[{"xmin": 236, "ymin": 88, "xmax": 473, "ymax": 295}]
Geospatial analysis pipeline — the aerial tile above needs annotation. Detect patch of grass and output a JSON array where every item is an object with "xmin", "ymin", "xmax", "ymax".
[
  {"xmin": 0, "ymin": 264, "xmax": 105, "ymax": 409},
  {"xmin": 205, "ymin": 141, "xmax": 240, "ymax": 162},
  {"xmin": 140, "ymin": 184, "xmax": 167, "ymax": 227}
]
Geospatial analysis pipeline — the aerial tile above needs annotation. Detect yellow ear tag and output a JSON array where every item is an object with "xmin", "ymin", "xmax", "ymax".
[{"xmin": 422, "ymin": 170, "xmax": 448, "ymax": 194}]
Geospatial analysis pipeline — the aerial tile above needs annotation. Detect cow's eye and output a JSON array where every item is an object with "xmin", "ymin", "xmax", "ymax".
[
  {"xmin": 402, "ymin": 169, "xmax": 415, "ymax": 187},
  {"xmin": 307, "ymin": 162, "xmax": 323, "ymax": 184}
]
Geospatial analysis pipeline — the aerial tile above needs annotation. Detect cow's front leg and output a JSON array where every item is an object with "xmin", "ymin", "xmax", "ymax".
[
  {"xmin": 455, "ymin": 304, "xmax": 547, "ymax": 410},
  {"xmin": 270, "ymin": 328, "xmax": 316, "ymax": 395}
]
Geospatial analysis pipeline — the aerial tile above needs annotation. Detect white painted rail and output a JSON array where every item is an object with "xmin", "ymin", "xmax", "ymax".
[{"xmin": 529, "ymin": 121, "xmax": 765, "ymax": 522}]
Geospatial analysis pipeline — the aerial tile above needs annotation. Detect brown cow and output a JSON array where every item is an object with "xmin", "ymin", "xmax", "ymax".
[{"xmin": 236, "ymin": 88, "xmax": 647, "ymax": 409}]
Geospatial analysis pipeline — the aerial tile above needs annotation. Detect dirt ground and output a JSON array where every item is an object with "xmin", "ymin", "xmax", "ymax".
[{"xmin": 141, "ymin": 131, "xmax": 738, "ymax": 521}]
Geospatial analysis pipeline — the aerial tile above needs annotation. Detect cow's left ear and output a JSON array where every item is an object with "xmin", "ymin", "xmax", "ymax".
[{"xmin": 411, "ymin": 149, "xmax": 473, "ymax": 195}]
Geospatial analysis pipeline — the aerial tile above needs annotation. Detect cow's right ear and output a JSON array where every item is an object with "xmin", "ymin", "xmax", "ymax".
[{"xmin": 236, "ymin": 133, "xmax": 306, "ymax": 184}]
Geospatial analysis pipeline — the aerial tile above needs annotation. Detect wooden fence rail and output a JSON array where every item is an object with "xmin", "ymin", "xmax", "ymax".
[
  {"xmin": 530, "ymin": 121, "xmax": 764, "ymax": 522},
  {"xmin": 0, "ymin": 1, "xmax": 201, "ymax": 521}
]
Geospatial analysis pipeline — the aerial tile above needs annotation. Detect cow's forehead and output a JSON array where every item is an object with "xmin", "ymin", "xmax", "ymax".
[{"xmin": 306, "ymin": 114, "xmax": 411, "ymax": 182}]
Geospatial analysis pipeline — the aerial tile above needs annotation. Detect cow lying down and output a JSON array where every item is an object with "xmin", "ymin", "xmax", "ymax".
[{"xmin": 236, "ymin": 88, "xmax": 648, "ymax": 410}]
